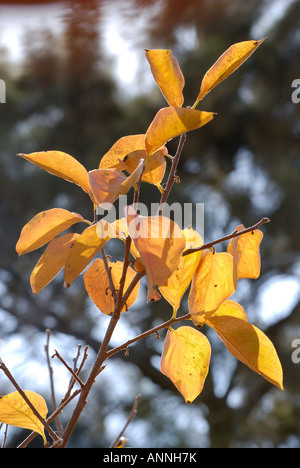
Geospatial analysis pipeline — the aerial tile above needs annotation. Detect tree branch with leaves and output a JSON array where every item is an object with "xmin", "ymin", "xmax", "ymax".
[{"xmin": 0, "ymin": 38, "xmax": 283, "ymax": 448}]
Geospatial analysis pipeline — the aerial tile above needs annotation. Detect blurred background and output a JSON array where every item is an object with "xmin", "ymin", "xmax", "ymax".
[{"xmin": 0, "ymin": 0, "xmax": 300, "ymax": 448}]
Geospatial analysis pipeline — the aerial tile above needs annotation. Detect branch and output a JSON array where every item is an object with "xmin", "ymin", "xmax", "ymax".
[
  {"xmin": 157, "ymin": 133, "xmax": 186, "ymax": 216},
  {"xmin": 110, "ymin": 394, "xmax": 141, "ymax": 448},
  {"xmin": 182, "ymin": 217, "xmax": 270, "ymax": 257},
  {"xmin": 106, "ymin": 312, "xmax": 191, "ymax": 360},
  {"xmin": 44, "ymin": 329, "xmax": 63, "ymax": 437}
]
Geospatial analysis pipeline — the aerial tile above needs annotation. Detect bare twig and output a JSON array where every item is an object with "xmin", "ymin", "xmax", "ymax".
[
  {"xmin": 106, "ymin": 312, "xmax": 191, "ymax": 360},
  {"xmin": 110, "ymin": 394, "xmax": 141, "ymax": 448},
  {"xmin": 52, "ymin": 350, "xmax": 85, "ymax": 389},
  {"xmin": 44, "ymin": 329, "xmax": 63, "ymax": 437},
  {"xmin": 182, "ymin": 217, "xmax": 270, "ymax": 257}
]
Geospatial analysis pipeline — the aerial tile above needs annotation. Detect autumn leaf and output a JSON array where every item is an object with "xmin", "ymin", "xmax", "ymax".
[
  {"xmin": 99, "ymin": 134, "xmax": 147, "ymax": 169},
  {"xmin": 208, "ymin": 299, "xmax": 248, "ymax": 322},
  {"xmin": 0, "ymin": 391, "xmax": 48, "ymax": 444},
  {"xmin": 160, "ymin": 326, "xmax": 211, "ymax": 404},
  {"xmin": 16, "ymin": 208, "xmax": 87, "ymax": 256},
  {"xmin": 145, "ymin": 107, "xmax": 215, "ymax": 156},
  {"xmin": 207, "ymin": 314, "xmax": 284, "ymax": 390},
  {"xmin": 188, "ymin": 250, "xmax": 236, "ymax": 326},
  {"xmin": 227, "ymin": 225, "xmax": 263, "ymax": 280},
  {"xmin": 64, "ymin": 222, "xmax": 111, "ymax": 287},
  {"xmin": 99, "ymin": 135, "xmax": 167, "ymax": 192},
  {"xmin": 84, "ymin": 258, "xmax": 139, "ymax": 314},
  {"xmin": 145, "ymin": 49, "xmax": 185, "ymax": 107},
  {"xmin": 30, "ymin": 233, "xmax": 80, "ymax": 294},
  {"xmin": 89, "ymin": 159, "xmax": 144, "ymax": 207},
  {"xmin": 159, "ymin": 227, "xmax": 203, "ymax": 315},
  {"xmin": 193, "ymin": 38, "xmax": 265, "ymax": 107},
  {"xmin": 126, "ymin": 206, "xmax": 186, "ymax": 302},
  {"xmin": 18, "ymin": 151, "xmax": 94, "ymax": 201}
]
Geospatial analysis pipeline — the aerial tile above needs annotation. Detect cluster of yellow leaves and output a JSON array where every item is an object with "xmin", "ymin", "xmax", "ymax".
[{"xmin": 13, "ymin": 37, "xmax": 283, "ymax": 423}]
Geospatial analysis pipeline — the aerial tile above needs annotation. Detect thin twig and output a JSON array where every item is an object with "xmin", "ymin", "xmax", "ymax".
[
  {"xmin": 106, "ymin": 312, "xmax": 191, "ymax": 360},
  {"xmin": 52, "ymin": 350, "xmax": 85, "ymax": 389},
  {"xmin": 44, "ymin": 329, "xmax": 63, "ymax": 437},
  {"xmin": 110, "ymin": 394, "xmax": 141, "ymax": 448},
  {"xmin": 182, "ymin": 217, "xmax": 271, "ymax": 257}
]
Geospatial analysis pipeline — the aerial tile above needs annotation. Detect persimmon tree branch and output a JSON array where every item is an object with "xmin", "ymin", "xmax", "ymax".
[
  {"xmin": 157, "ymin": 133, "xmax": 186, "ymax": 216},
  {"xmin": 182, "ymin": 217, "xmax": 270, "ymax": 257}
]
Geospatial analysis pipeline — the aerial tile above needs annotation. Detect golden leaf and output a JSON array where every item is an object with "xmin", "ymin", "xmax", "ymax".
[
  {"xmin": 160, "ymin": 326, "xmax": 211, "ymax": 404},
  {"xmin": 188, "ymin": 250, "xmax": 236, "ymax": 325},
  {"xmin": 16, "ymin": 208, "xmax": 86, "ymax": 256},
  {"xmin": 145, "ymin": 107, "xmax": 214, "ymax": 156},
  {"xmin": 84, "ymin": 258, "xmax": 139, "ymax": 314},
  {"xmin": 0, "ymin": 391, "xmax": 48, "ymax": 444},
  {"xmin": 145, "ymin": 49, "xmax": 185, "ymax": 107}
]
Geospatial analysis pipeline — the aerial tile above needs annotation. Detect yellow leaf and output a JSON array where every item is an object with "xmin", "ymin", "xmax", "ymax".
[
  {"xmin": 160, "ymin": 326, "xmax": 211, "ymax": 404},
  {"xmin": 227, "ymin": 225, "xmax": 263, "ymax": 280},
  {"xmin": 89, "ymin": 159, "xmax": 144, "ymax": 207},
  {"xmin": 64, "ymin": 222, "xmax": 111, "ymax": 287},
  {"xmin": 188, "ymin": 250, "xmax": 236, "ymax": 325},
  {"xmin": 126, "ymin": 206, "xmax": 186, "ymax": 302},
  {"xmin": 16, "ymin": 208, "xmax": 85, "ymax": 256},
  {"xmin": 18, "ymin": 151, "xmax": 94, "ymax": 201},
  {"xmin": 108, "ymin": 217, "xmax": 140, "ymax": 259},
  {"xmin": 159, "ymin": 227, "xmax": 203, "ymax": 315},
  {"xmin": 99, "ymin": 134, "xmax": 146, "ymax": 169},
  {"xmin": 84, "ymin": 258, "xmax": 139, "ymax": 314},
  {"xmin": 145, "ymin": 107, "xmax": 215, "ymax": 156},
  {"xmin": 207, "ymin": 315, "xmax": 284, "ymax": 390},
  {"xmin": 0, "ymin": 390, "xmax": 48, "ymax": 444},
  {"xmin": 30, "ymin": 233, "xmax": 80, "ymax": 294},
  {"xmin": 209, "ymin": 299, "xmax": 248, "ymax": 322},
  {"xmin": 194, "ymin": 38, "xmax": 265, "ymax": 106},
  {"xmin": 145, "ymin": 49, "xmax": 185, "ymax": 107},
  {"xmin": 99, "ymin": 135, "xmax": 167, "ymax": 191}
]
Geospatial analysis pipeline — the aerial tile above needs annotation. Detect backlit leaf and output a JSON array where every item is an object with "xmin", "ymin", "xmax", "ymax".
[
  {"xmin": 30, "ymin": 232, "xmax": 80, "ymax": 294},
  {"xmin": 194, "ymin": 38, "xmax": 265, "ymax": 106},
  {"xmin": 145, "ymin": 49, "xmax": 185, "ymax": 107},
  {"xmin": 160, "ymin": 326, "xmax": 211, "ymax": 404},
  {"xmin": 145, "ymin": 107, "xmax": 214, "ymax": 156},
  {"xmin": 99, "ymin": 135, "xmax": 167, "ymax": 191},
  {"xmin": 99, "ymin": 134, "xmax": 146, "ymax": 169},
  {"xmin": 209, "ymin": 299, "xmax": 248, "ymax": 322},
  {"xmin": 126, "ymin": 206, "xmax": 186, "ymax": 302},
  {"xmin": 84, "ymin": 258, "xmax": 139, "ymax": 314},
  {"xmin": 18, "ymin": 151, "xmax": 94, "ymax": 201},
  {"xmin": 0, "ymin": 391, "xmax": 48, "ymax": 444},
  {"xmin": 207, "ymin": 315, "xmax": 284, "ymax": 390},
  {"xmin": 89, "ymin": 159, "xmax": 144, "ymax": 207},
  {"xmin": 16, "ymin": 208, "xmax": 86, "ymax": 256},
  {"xmin": 227, "ymin": 225, "xmax": 263, "ymax": 280},
  {"xmin": 188, "ymin": 250, "xmax": 236, "ymax": 325},
  {"xmin": 159, "ymin": 227, "xmax": 203, "ymax": 315},
  {"xmin": 64, "ymin": 222, "xmax": 111, "ymax": 287}
]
